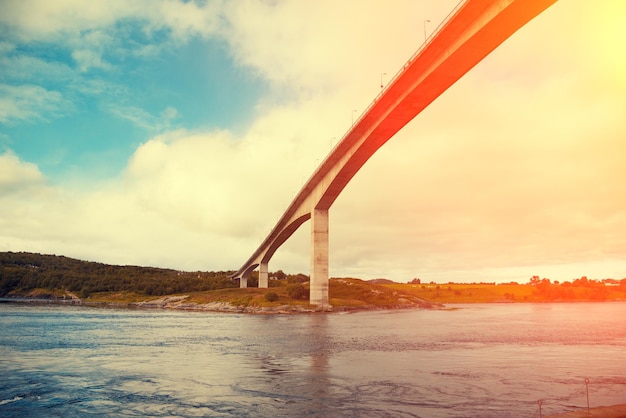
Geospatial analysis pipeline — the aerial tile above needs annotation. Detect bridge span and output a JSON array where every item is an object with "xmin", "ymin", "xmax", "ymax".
[{"xmin": 232, "ymin": 0, "xmax": 558, "ymax": 306}]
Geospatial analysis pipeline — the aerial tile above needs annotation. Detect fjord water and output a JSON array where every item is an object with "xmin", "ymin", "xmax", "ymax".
[{"xmin": 1, "ymin": 302, "xmax": 625, "ymax": 417}]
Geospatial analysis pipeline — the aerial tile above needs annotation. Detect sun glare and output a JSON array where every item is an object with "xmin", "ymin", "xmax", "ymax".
[{"xmin": 592, "ymin": 2, "xmax": 626, "ymax": 90}]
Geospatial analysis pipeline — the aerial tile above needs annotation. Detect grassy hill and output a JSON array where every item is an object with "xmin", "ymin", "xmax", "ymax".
[
  {"xmin": 0, "ymin": 251, "xmax": 237, "ymax": 298},
  {"xmin": 2, "ymin": 252, "xmax": 624, "ymax": 312},
  {"xmin": 0, "ymin": 252, "xmax": 436, "ymax": 311}
]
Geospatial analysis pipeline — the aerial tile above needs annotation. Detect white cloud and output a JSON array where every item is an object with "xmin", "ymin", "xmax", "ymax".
[
  {"xmin": 0, "ymin": 0, "xmax": 228, "ymax": 130},
  {"xmin": 0, "ymin": 84, "xmax": 73, "ymax": 124},
  {"xmin": 160, "ymin": 106, "xmax": 178, "ymax": 122},
  {"xmin": 151, "ymin": 0, "xmax": 225, "ymax": 40},
  {"xmin": 222, "ymin": 0, "xmax": 459, "ymax": 96},
  {"xmin": 0, "ymin": 0, "xmax": 224, "ymax": 44},
  {"xmin": 0, "ymin": 0, "xmax": 141, "ymax": 41},
  {"xmin": 0, "ymin": 151, "xmax": 46, "ymax": 192},
  {"xmin": 122, "ymin": 96, "xmax": 342, "ymax": 240},
  {"xmin": 0, "ymin": 0, "xmax": 229, "ymax": 95},
  {"xmin": 0, "ymin": 41, "xmax": 14, "ymax": 54},
  {"xmin": 107, "ymin": 105, "xmax": 180, "ymax": 132},
  {"xmin": 0, "ymin": 54, "xmax": 74, "ymax": 83},
  {"xmin": 72, "ymin": 49, "xmax": 111, "ymax": 72}
]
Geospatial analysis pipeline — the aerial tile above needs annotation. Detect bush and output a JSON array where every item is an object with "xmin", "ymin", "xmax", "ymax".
[
  {"xmin": 286, "ymin": 283, "xmax": 308, "ymax": 300},
  {"xmin": 265, "ymin": 292, "xmax": 279, "ymax": 302}
]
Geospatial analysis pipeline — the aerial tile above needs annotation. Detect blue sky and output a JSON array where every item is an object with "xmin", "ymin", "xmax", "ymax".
[
  {"xmin": 1, "ymin": 19, "xmax": 266, "ymax": 181},
  {"xmin": 1, "ymin": 0, "xmax": 625, "ymax": 283}
]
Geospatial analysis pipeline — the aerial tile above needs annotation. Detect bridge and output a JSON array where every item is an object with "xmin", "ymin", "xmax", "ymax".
[{"xmin": 232, "ymin": 0, "xmax": 558, "ymax": 306}]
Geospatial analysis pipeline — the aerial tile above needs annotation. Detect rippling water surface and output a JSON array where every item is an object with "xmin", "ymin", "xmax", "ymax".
[{"xmin": 1, "ymin": 302, "xmax": 625, "ymax": 417}]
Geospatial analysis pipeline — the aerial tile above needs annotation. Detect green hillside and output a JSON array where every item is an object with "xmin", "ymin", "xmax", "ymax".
[
  {"xmin": 0, "ymin": 251, "xmax": 237, "ymax": 298},
  {"xmin": 0, "ymin": 252, "xmax": 436, "ymax": 310}
]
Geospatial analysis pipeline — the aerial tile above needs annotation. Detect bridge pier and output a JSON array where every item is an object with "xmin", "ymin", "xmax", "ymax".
[
  {"xmin": 239, "ymin": 276, "xmax": 247, "ymax": 288},
  {"xmin": 259, "ymin": 262, "xmax": 269, "ymax": 288},
  {"xmin": 310, "ymin": 208, "xmax": 329, "ymax": 308}
]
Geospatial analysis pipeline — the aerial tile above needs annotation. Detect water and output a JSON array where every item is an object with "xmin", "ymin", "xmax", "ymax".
[{"xmin": 1, "ymin": 302, "xmax": 625, "ymax": 417}]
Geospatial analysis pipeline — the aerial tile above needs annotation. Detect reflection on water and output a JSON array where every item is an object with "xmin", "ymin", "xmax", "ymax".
[{"xmin": 0, "ymin": 303, "xmax": 625, "ymax": 417}]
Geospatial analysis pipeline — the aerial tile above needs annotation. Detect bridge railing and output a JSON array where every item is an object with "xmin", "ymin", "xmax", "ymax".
[
  {"xmin": 352, "ymin": 0, "xmax": 467, "ymax": 130},
  {"xmin": 308, "ymin": 0, "xmax": 468, "ymax": 185}
]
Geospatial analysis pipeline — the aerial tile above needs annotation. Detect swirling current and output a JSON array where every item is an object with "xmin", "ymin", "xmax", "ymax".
[{"xmin": 1, "ymin": 302, "xmax": 625, "ymax": 417}]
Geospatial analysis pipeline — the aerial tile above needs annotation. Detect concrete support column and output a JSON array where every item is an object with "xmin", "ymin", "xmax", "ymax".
[
  {"xmin": 239, "ymin": 276, "xmax": 248, "ymax": 288},
  {"xmin": 259, "ymin": 262, "xmax": 269, "ymax": 288},
  {"xmin": 310, "ymin": 208, "xmax": 329, "ymax": 308}
]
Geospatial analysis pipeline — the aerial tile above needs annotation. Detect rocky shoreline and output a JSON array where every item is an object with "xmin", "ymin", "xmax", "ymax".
[{"xmin": 0, "ymin": 294, "xmax": 442, "ymax": 314}]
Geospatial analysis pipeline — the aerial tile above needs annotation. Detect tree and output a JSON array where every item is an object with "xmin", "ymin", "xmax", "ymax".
[
  {"xmin": 287, "ymin": 273, "xmax": 309, "ymax": 284},
  {"xmin": 573, "ymin": 276, "xmax": 589, "ymax": 287},
  {"xmin": 265, "ymin": 292, "xmax": 279, "ymax": 302},
  {"xmin": 286, "ymin": 283, "xmax": 308, "ymax": 300}
]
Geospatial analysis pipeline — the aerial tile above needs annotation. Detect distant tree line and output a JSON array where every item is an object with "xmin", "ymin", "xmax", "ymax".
[
  {"xmin": 0, "ymin": 252, "xmax": 238, "ymax": 298},
  {"xmin": 271, "ymin": 269, "xmax": 309, "ymax": 284},
  {"xmin": 528, "ymin": 275, "xmax": 626, "ymax": 301}
]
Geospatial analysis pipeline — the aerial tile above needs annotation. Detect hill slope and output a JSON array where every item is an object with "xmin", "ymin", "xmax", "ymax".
[
  {"xmin": 0, "ymin": 251, "xmax": 236, "ymax": 298},
  {"xmin": 0, "ymin": 252, "xmax": 439, "ymax": 312}
]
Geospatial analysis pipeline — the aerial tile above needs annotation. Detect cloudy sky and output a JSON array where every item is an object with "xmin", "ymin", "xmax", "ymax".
[{"xmin": 1, "ymin": 0, "xmax": 625, "ymax": 283}]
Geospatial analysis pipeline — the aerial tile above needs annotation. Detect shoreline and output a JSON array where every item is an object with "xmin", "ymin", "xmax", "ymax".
[
  {"xmin": 3, "ymin": 295, "xmax": 623, "ymax": 315},
  {"xmin": 3, "ymin": 294, "xmax": 623, "ymax": 315},
  {"xmin": 0, "ymin": 295, "xmax": 441, "ymax": 314}
]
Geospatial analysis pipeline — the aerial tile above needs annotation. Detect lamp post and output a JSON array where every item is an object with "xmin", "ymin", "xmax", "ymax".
[
  {"xmin": 380, "ymin": 72, "xmax": 387, "ymax": 89},
  {"xmin": 423, "ymin": 19, "xmax": 431, "ymax": 43},
  {"xmin": 352, "ymin": 109, "xmax": 357, "ymax": 125}
]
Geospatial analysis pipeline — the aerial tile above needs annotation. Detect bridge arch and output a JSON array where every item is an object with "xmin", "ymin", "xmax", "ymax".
[{"xmin": 261, "ymin": 214, "xmax": 311, "ymax": 265}]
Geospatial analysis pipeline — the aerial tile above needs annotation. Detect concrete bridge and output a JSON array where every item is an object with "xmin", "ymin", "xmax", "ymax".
[{"xmin": 232, "ymin": 0, "xmax": 558, "ymax": 306}]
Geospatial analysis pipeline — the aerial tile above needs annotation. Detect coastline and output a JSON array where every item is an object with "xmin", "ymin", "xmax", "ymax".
[
  {"xmin": 0, "ymin": 295, "xmax": 442, "ymax": 314},
  {"xmin": 4, "ymin": 293, "xmax": 624, "ymax": 315}
]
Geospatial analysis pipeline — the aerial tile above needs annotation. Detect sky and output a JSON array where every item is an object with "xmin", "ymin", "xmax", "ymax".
[{"xmin": 1, "ymin": 0, "xmax": 625, "ymax": 284}]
